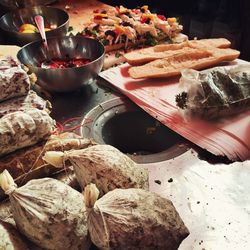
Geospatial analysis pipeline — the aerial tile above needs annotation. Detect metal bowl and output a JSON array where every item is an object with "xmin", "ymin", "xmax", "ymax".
[
  {"xmin": 0, "ymin": 0, "xmax": 56, "ymax": 11},
  {"xmin": 0, "ymin": 6, "xmax": 69, "ymax": 46},
  {"xmin": 17, "ymin": 36, "xmax": 105, "ymax": 92}
]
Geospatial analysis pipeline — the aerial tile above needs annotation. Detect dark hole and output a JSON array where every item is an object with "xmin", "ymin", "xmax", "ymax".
[{"xmin": 102, "ymin": 110, "xmax": 184, "ymax": 155}]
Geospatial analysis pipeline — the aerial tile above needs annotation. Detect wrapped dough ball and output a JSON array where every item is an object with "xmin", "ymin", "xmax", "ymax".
[
  {"xmin": 84, "ymin": 184, "xmax": 189, "ymax": 250},
  {"xmin": 0, "ymin": 220, "xmax": 29, "ymax": 250},
  {"xmin": 0, "ymin": 170, "xmax": 90, "ymax": 250},
  {"xmin": 43, "ymin": 144, "xmax": 149, "ymax": 196}
]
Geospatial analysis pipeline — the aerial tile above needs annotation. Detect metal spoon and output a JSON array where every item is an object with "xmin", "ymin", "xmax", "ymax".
[{"xmin": 34, "ymin": 15, "xmax": 54, "ymax": 68}]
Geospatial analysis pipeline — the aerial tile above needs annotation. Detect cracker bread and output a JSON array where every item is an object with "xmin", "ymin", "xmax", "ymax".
[
  {"xmin": 125, "ymin": 38, "xmax": 232, "ymax": 65},
  {"xmin": 103, "ymin": 34, "xmax": 188, "ymax": 69},
  {"xmin": 128, "ymin": 47, "xmax": 240, "ymax": 79}
]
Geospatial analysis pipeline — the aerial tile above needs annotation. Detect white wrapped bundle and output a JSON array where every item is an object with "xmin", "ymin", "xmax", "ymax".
[
  {"xmin": 84, "ymin": 184, "xmax": 189, "ymax": 250},
  {"xmin": 0, "ymin": 220, "xmax": 29, "ymax": 250},
  {"xmin": 43, "ymin": 144, "xmax": 149, "ymax": 196},
  {"xmin": 0, "ymin": 132, "xmax": 96, "ymax": 192},
  {"xmin": 0, "ymin": 170, "xmax": 90, "ymax": 250},
  {"xmin": 0, "ymin": 56, "xmax": 30, "ymax": 102},
  {"xmin": 0, "ymin": 108, "xmax": 55, "ymax": 157},
  {"xmin": 0, "ymin": 90, "xmax": 51, "ymax": 119}
]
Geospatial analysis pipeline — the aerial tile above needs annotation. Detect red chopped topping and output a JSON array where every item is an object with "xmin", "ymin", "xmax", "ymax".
[
  {"xmin": 94, "ymin": 15, "xmax": 103, "ymax": 20},
  {"xmin": 157, "ymin": 14, "xmax": 167, "ymax": 21},
  {"xmin": 40, "ymin": 58, "xmax": 91, "ymax": 69},
  {"xmin": 132, "ymin": 8, "xmax": 140, "ymax": 14},
  {"xmin": 140, "ymin": 16, "xmax": 149, "ymax": 24},
  {"xmin": 115, "ymin": 6, "xmax": 121, "ymax": 15}
]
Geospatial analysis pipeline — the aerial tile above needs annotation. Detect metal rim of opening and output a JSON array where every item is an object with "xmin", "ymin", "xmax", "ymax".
[{"xmin": 81, "ymin": 97, "xmax": 190, "ymax": 164}]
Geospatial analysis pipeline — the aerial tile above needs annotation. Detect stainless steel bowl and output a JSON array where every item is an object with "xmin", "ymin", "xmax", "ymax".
[
  {"xmin": 0, "ymin": 0, "xmax": 56, "ymax": 11},
  {"xmin": 17, "ymin": 36, "xmax": 105, "ymax": 92},
  {"xmin": 0, "ymin": 6, "xmax": 69, "ymax": 46}
]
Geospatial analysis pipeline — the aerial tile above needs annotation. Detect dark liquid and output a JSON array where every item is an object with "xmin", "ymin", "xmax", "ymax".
[{"xmin": 40, "ymin": 58, "xmax": 91, "ymax": 69}]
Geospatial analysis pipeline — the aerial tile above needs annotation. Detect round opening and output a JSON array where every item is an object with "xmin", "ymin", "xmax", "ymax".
[
  {"xmin": 102, "ymin": 110, "xmax": 182, "ymax": 155},
  {"xmin": 81, "ymin": 97, "xmax": 189, "ymax": 163}
]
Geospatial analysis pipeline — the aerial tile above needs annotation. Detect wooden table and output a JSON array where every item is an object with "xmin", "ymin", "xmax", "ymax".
[{"xmin": 54, "ymin": 0, "xmax": 113, "ymax": 32}]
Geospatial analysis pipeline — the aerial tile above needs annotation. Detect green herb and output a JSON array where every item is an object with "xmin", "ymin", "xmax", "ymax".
[
  {"xmin": 166, "ymin": 37, "xmax": 174, "ymax": 44},
  {"xmin": 145, "ymin": 37, "xmax": 158, "ymax": 46},
  {"xmin": 144, "ymin": 32, "xmax": 158, "ymax": 46},
  {"xmin": 115, "ymin": 52, "xmax": 122, "ymax": 58},
  {"xmin": 101, "ymin": 39, "xmax": 109, "ymax": 46},
  {"xmin": 91, "ymin": 29, "xmax": 99, "ymax": 37},
  {"xmin": 68, "ymin": 26, "xmax": 74, "ymax": 32},
  {"xmin": 175, "ymin": 92, "xmax": 188, "ymax": 109}
]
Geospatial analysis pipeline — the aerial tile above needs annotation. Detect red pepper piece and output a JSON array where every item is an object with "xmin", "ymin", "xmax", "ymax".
[
  {"xmin": 115, "ymin": 6, "xmax": 121, "ymax": 15},
  {"xmin": 157, "ymin": 14, "xmax": 167, "ymax": 21},
  {"xmin": 132, "ymin": 8, "xmax": 140, "ymax": 14},
  {"xmin": 94, "ymin": 15, "xmax": 103, "ymax": 20},
  {"xmin": 140, "ymin": 16, "xmax": 149, "ymax": 24}
]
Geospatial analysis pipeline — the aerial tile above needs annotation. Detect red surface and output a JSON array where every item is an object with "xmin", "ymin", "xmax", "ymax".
[{"xmin": 40, "ymin": 58, "xmax": 91, "ymax": 69}]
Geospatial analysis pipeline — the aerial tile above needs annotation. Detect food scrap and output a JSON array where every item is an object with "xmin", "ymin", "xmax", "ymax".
[
  {"xmin": 155, "ymin": 179, "xmax": 161, "ymax": 185},
  {"xmin": 168, "ymin": 178, "xmax": 173, "ymax": 183}
]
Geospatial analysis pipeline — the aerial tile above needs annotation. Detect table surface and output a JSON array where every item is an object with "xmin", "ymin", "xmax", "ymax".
[
  {"xmin": 0, "ymin": 1, "xmax": 249, "ymax": 249},
  {"xmin": 48, "ymin": 3, "xmax": 250, "ymax": 248},
  {"xmin": 54, "ymin": 0, "xmax": 113, "ymax": 32}
]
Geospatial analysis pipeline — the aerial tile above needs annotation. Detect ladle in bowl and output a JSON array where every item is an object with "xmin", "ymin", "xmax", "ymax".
[{"xmin": 34, "ymin": 15, "xmax": 55, "ymax": 68}]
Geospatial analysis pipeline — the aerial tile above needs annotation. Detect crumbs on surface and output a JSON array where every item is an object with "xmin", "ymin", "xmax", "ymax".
[
  {"xmin": 154, "ymin": 180, "xmax": 161, "ymax": 185},
  {"xmin": 168, "ymin": 178, "xmax": 173, "ymax": 183}
]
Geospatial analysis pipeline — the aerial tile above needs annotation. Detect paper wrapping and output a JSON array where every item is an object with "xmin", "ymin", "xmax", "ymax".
[
  {"xmin": 0, "ymin": 56, "xmax": 30, "ymax": 102},
  {"xmin": 142, "ymin": 151, "xmax": 250, "ymax": 250}
]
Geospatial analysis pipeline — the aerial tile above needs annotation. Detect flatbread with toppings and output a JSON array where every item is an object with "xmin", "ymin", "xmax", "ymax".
[{"xmin": 81, "ymin": 5, "xmax": 184, "ymax": 52}]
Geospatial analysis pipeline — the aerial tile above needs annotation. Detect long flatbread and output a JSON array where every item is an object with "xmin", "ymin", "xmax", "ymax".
[
  {"xmin": 128, "ymin": 47, "xmax": 240, "ymax": 79},
  {"xmin": 125, "ymin": 38, "xmax": 232, "ymax": 65}
]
